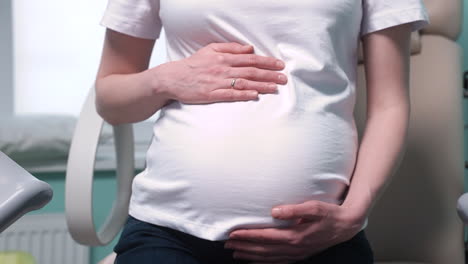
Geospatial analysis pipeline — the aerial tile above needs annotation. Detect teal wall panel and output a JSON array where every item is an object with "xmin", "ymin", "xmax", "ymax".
[{"xmin": 458, "ymin": 1, "xmax": 467, "ymax": 72}]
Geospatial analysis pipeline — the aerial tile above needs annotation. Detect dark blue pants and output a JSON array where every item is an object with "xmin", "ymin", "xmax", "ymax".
[{"xmin": 114, "ymin": 216, "xmax": 374, "ymax": 264}]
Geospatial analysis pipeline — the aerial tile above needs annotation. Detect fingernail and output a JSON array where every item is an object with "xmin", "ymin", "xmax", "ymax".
[
  {"xmin": 248, "ymin": 91, "xmax": 258, "ymax": 97},
  {"xmin": 272, "ymin": 207, "xmax": 282, "ymax": 217},
  {"xmin": 276, "ymin": 60, "xmax": 285, "ymax": 68},
  {"xmin": 278, "ymin": 74, "xmax": 287, "ymax": 82}
]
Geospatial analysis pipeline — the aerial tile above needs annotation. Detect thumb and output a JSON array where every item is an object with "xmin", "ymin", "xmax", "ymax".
[{"xmin": 271, "ymin": 200, "xmax": 329, "ymax": 220}]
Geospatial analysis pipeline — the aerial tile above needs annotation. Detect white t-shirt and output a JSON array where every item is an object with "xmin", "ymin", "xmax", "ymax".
[{"xmin": 100, "ymin": 0, "xmax": 429, "ymax": 241}]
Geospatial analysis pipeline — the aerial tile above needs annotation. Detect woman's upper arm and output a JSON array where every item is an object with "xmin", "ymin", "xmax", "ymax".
[
  {"xmin": 96, "ymin": 28, "xmax": 156, "ymax": 80},
  {"xmin": 360, "ymin": 23, "xmax": 413, "ymax": 115}
]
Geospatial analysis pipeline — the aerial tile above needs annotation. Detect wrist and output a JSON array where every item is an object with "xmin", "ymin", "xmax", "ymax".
[
  {"xmin": 145, "ymin": 63, "xmax": 173, "ymax": 103},
  {"xmin": 340, "ymin": 203, "xmax": 368, "ymax": 229},
  {"xmin": 341, "ymin": 194, "xmax": 373, "ymax": 229}
]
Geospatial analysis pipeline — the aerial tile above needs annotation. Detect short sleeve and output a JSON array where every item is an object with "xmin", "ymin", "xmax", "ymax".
[
  {"xmin": 360, "ymin": 0, "xmax": 430, "ymax": 37},
  {"xmin": 100, "ymin": 0, "xmax": 162, "ymax": 40}
]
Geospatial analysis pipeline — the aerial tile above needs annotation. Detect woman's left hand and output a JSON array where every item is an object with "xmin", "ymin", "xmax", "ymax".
[{"xmin": 224, "ymin": 200, "xmax": 365, "ymax": 264}]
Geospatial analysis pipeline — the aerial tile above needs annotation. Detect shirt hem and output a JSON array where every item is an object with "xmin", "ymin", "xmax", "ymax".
[
  {"xmin": 361, "ymin": 6, "xmax": 430, "ymax": 37},
  {"xmin": 129, "ymin": 205, "xmax": 235, "ymax": 241},
  {"xmin": 100, "ymin": 12, "xmax": 161, "ymax": 40},
  {"xmin": 129, "ymin": 204, "xmax": 369, "ymax": 242}
]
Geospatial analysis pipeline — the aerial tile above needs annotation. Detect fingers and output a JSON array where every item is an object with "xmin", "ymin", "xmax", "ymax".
[
  {"xmin": 205, "ymin": 78, "xmax": 278, "ymax": 103},
  {"xmin": 208, "ymin": 88, "xmax": 259, "ymax": 102},
  {"xmin": 225, "ymin": 240, "xmax": 303, "ymax": 257},
  {"xmin": 229, "ymin": 67, "xmax": 288, "ymax": 84},
  {"xmin": 208, "ymin": 42, "xmax": 254, "ymax": 54},
  {"xmin": 206, "ymin": 42, "xmax": 286, "ymax": 71},
  {"xmin": 227, "ymin": 78, "xmax": 278, "ymax": 93},
  {"xmin": 183, "ymin": 42, "xmax": 288, "ymax": 104},
  {"xmin": 220, "ymin": 53, "xmax": 285, "ymax": 70},
  {"xmin": 278, "ymin": 201, "xmax": 331, "ymax": 221},
  {"xmin": 229, "ymin": 228, "xmax": 299, "ymax": 244}
]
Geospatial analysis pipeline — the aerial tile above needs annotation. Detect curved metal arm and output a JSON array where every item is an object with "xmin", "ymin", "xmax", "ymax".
[
  {"xmin": 457, "ymin": 193, "xmax": 468, "ymax": 224},
  {"xmin": 65, "ymin": 86, "xmax": 135, "ymax": 246}
]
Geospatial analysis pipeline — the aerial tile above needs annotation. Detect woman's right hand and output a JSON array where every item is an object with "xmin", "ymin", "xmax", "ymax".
[{"xmin": 150, "ymin": 42, "xmax": 288, "ymax": 104}]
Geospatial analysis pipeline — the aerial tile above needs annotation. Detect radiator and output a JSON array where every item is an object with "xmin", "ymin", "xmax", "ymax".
[{"xmin": 0, "ymin": 213, "xmax": 89, "ymax": 264}]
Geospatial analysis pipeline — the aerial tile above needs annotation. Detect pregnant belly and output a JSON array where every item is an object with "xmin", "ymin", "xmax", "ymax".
[{"xmin": 138, "ymin": 103, "xmax": 358, "ymax": 233}]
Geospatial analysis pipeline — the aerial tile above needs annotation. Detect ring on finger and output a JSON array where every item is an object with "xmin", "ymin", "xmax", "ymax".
[{"xmin": 230, "ymin": 78, "xmax": 237, "ymax": 88}]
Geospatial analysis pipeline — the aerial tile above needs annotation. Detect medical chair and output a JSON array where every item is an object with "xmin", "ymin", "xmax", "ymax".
[
  {"xmin": 0, "ymin": 152, "xmax": 53, "ymax": 263},
  {"xmin": 66, "ymin": 0, "xmax": 467, "ymax": 263}
]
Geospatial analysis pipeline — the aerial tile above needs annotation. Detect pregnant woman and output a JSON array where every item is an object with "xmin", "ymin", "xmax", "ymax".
[{"xmin": 95, "ymin": 0, "xmax": 430, "ymax": 263}]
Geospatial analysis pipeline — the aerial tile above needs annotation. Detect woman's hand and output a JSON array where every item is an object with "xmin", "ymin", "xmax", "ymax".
[
  {"xmin": 224, "ymin": 200, "xmax": 365, "ymax": 264},
  {"xmin": 149, "ymin": 42, "xmax": 288, "ymax": 104}
]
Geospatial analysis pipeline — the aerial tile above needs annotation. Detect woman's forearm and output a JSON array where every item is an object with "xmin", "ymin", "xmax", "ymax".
[
  {"xmin": 95, "ymin": 66, "xmax": 172, "ymax": 125},
  {"xmin": 342, "ymin": 102, "xmax": 410, "ymax": 222}
]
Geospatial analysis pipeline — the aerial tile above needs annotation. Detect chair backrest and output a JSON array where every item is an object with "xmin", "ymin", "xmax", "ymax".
[{"xmin": 353, "ymin": 0, "xmax": 465, "ymax": 263}]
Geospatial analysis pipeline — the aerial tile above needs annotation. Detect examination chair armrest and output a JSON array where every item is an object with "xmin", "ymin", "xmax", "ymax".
[
  {"xmin": 0, "ymin": 152, "xmax": 53, "ymax": 233},
  {"xmin": 456, "ymin": 193, "xmax": 468, "ymax": 224},
  {"xmin": 65, "ymin": 86, "xmax": 135, "ymax": 246}
]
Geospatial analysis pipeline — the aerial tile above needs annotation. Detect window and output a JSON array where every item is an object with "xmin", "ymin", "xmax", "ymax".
[
  {"xmin": 11, "ymin": 0, "xmax": 167, "ymax": 117},
  {"xmin": 1, "ymin": 1, "xmax": 167, "ymax": 171}
]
